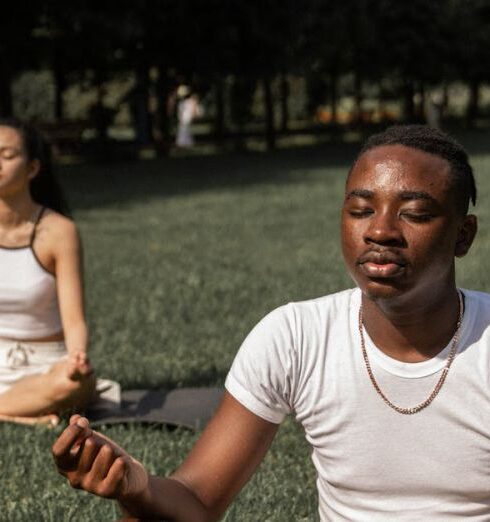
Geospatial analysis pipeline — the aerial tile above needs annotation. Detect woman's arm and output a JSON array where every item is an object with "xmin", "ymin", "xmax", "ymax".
[
  {"xmin": 51, "ymin": 217, "xmax": 89, "ymax": 357},
  {"xmin": 53, "ymin": 392, "xmax": 279, "ymax": 521}
]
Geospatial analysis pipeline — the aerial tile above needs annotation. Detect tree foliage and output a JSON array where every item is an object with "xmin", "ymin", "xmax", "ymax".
[{"xmin": 2, "ymin": 1, "xmax": 489, "ymax": 140}]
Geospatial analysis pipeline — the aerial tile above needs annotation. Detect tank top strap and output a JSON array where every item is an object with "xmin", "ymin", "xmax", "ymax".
[{"xmin": 29, "ymin": 207, "xmax": 46, "ymax": 246}]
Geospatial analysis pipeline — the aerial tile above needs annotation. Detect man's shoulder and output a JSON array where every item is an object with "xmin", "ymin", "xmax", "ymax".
[
  {"xmin": 251, "ymin": 288, "xmax": 358, "ymax": 343},
  {"xmin": 282, "ymin": 288, "xmax": 358, "ymax": 325},
  {"xmin": 464, "ymin": 288, "xmax": 490, "ymax": 310},
  {"xmin": 463, "ymin": 288, "xmax": 490, "ymax": 321},
  {"xmin": 288, "ymin": 287, "xmax": 358, "ymax": 310}
]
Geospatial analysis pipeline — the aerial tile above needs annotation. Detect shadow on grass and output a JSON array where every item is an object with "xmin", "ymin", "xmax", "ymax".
[
  {"xmin": 59, "ymin": 142, "xmax": 359, "ymax": 212},
  {"xmin": 122, "ymin": 367, "xmax": 228, "ymax": 391}
]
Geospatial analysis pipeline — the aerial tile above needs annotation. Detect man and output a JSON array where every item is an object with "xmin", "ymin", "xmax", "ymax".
[{"xmin": 53, "ymin": 125, "xmax": 489, "ymax": 520}]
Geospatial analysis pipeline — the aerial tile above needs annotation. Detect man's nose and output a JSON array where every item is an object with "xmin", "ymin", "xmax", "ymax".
[{"xmin": 364, "ymin": 212, "xmax": 404, "ymax": 246}]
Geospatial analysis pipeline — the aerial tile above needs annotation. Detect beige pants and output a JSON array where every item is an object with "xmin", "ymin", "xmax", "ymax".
[{"xmin": 0, "ymin": 339, "xmax": 67, "ymax": 394}]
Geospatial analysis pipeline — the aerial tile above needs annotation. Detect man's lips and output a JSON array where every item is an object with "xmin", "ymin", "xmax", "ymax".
[{"xmin": 357, "ymin": 251, "xmax": 407, "ymax": 278}]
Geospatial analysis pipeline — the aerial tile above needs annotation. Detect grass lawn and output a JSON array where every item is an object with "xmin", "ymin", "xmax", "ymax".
[{"xmin": 1, "ymin": 135, "xmax": 489, "ymax": 521}]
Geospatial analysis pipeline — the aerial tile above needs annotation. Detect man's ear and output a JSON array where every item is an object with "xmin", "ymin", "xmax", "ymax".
[
  {"xmin": 27, "ymin": 159, "xmax": 40, "ymax": 180},
  {"xmin": 455, "ymin": 214, "xmax": 477, "ymax": 257}
]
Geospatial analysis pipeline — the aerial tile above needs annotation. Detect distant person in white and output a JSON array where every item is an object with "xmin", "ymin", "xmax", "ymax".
[
  {"xmin": 426, "ymin": 88, "xmax": 445, "ymax": 129},
  {"xmin": 53, "ymin": 125, "xmax": 488, "ymax": 521},
  {"xmin": 175, "ymin": 85, "xmax": 201, "ymax": 147}
]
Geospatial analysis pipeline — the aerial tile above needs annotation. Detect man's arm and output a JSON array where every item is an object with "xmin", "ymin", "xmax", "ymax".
[{"xmin": 52, "ymin": 392, "xmax": 279, "ymax": 521}]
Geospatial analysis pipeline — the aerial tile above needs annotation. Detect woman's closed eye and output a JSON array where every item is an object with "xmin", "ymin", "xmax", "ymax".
[{"xmin": 0, "ymin": 147, "xmax": 21, "ymax": 160}]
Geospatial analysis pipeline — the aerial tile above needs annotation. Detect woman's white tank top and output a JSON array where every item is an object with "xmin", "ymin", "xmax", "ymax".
[{"xmin": 0, "ymin": 208, "xmax": 62, "ymax": 339}]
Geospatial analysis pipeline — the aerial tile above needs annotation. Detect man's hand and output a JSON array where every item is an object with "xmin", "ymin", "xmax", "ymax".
[
  {"xmin": 51, "ymin": 394, "xmax": 278, "ymax": 521},
  {"xmin": 52, "ymin": 415, "xmax": 149, "ymax": 501}
]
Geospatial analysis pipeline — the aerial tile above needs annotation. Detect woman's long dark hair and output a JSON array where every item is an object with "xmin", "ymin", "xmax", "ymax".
[{"xmin": 0, "ymin": 118, "xmax": 70, "ymax": 216}]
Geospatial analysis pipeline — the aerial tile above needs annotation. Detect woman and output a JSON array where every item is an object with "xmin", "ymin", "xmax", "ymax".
[
  {"xmin": 175, "ymin": 85, "xmax": 201, "ymax": 147},
  {"xmin": 0, "ymin": 118, "xmax": 95, "ymax": 426}
]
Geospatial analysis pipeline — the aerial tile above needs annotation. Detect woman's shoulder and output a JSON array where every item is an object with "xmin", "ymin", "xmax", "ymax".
[{"xmin": 37, "ymin": 208, "xmax": 80, "ymax": 250}]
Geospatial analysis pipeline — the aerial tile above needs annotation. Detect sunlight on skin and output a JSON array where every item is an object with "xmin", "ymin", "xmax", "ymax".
[
  {"xmin": 0, "ymin": 412, "xmax": 59, "ymax": 427},
  {"xmin": 355, "ymin": 155, "xmax": 451, "ymax": 197}
]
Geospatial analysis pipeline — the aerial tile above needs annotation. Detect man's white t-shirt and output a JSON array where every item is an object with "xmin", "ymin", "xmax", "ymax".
[{"xmin": 225, "ymin": 288, "xmax": 490, "ymax": 521}]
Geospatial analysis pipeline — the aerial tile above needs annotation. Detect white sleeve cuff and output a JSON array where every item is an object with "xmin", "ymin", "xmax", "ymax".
[{"xmin": 225, "ymin": 373, "xmax": 286, "ymax": 425}]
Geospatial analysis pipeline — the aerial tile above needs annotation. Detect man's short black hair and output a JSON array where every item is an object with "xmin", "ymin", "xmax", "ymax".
[{"xmin": 356, "ymin": 125, "xmax": 477, "ymax": 215}]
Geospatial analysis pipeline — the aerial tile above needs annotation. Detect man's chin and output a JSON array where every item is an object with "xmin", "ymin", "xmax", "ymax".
[{"xmin": 358, "ymin": 278, "xmax": 409, "ymax": 301}]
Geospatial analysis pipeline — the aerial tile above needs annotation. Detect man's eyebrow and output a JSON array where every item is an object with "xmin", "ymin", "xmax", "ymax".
[
  {"xmin": 345, "ymin": 189, "xmax": 438, "ymax": 203},
  {"xmin": 399, "ymin": 191, "xmax": 437, "ymax": 203},
  {"xmin": 345, "ymin": 189, "xmax": 373, "ymax": 200}
]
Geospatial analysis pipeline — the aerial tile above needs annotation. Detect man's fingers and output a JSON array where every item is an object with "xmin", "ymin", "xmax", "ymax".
[
  {"xmin": 97, "ymin": 456, "xmax": 127, "ymax": 498},
  {"xmin": 52, "ymin": 418, "xmax": 92, "ymax": 469},
  {"xmin": 52, "ymin": 423, "xmax": 85, "ymax": 461},
  {"xmin": 70, "ymin": 414, "xmax": 82, "ymax": 425},
  {"xmin": 89, "ymin": 443, "xmax": 120, "ymax": 482},
  {"xmin": 53, "ymin": 421, "xmax": 138, "ymax": 501},
  {"xmin": 77, "ymin": 436, "xmax": 101, "ymax": 473}
]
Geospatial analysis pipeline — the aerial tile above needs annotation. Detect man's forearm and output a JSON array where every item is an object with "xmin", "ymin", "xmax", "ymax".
[{"xmin": 119, "ymin": 475, "xmax": 213, "ymax": 522}]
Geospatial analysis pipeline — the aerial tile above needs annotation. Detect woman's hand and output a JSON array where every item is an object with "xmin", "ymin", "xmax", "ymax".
[
  {"xmin": 67, "ymin": 351, "xmax": 94, "ymax": 380},
  {"xmin": 52, "ymin": 415, "xmax": 149, "ymax": 501}
]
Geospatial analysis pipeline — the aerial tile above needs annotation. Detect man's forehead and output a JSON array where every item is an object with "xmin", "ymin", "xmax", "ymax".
[{"xmin": 347, "ymin": 144, "xmax": 453, "ymax": 191}]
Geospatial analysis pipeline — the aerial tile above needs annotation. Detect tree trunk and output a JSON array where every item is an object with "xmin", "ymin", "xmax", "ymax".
[
  {"xmin": 0, "ymin": 64, "xmax": 13, "ymax": 117},
  {"xmin": 416, "ymin": 83, "xmax": 425, "ymax": 122},
  {"xmin": 214, "ymin": 76, "xmax": 225, "ymax": 144},
  {"xmin": 466, "ymin": 80, "xmax": 480, "ymax": 127},
  {"xmin": 329, "ymin": 66, "xmax": 338, "ymax": 124},
  {"xmin": 279, "ymin": 74, "xmax": 289, "ymax": 133},
  {"xmin": 402, "ymin": 80, "xmax": 415, "ymax": 122},
  {"xmin": 442, "ymin": 84, "xmax": 449, "ymax": 109},
  {"xmin": 263, "ymin": 76, "xmax": 275, "ymax": 151},
  {"xmin": 402, "ymin": 80, "xmax": 415, "ymax": 123},
  {"xmin": 377, "ymin": 81, "xmax": 385, "ymax": 119},
  {"xmin": 131, "ymin": 64, "xmax": 152, "ymax": 145},
  {"xmin": 155, "ymin": 65, "xmax": 171, "ymax": 156},
  {"xmin": 353, "ymin": 69, "xmax": 363, "ymax": 125},
  {"xmin": 352, "ymin": 0, "xmax": 367, "ymax": 125},
  {"xmin": 53, "ymin": 48, "xmax": 66, "ymax": 121},
  {"xmin": 92, "ymin": 81, "xmax": 109, "ymax": 142}
]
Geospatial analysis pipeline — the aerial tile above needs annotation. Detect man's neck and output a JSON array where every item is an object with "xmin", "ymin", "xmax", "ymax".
[{"xmin": 361, "ymin": 286, "xmax": 461, "ymax": 363}]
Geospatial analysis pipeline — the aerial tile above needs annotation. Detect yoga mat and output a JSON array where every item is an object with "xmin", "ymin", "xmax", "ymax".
[{"xmin": 87, "ymin": 387, "xmax": 223, "ymax": 430}]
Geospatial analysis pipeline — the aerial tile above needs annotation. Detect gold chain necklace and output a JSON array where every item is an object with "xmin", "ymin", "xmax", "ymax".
[{"xmin": 358, "ymin": 291, "xmax": 463, "ymax": 415}]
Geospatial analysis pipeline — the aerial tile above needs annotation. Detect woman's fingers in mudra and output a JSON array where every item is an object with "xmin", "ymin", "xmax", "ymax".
[
  {"xmin": 67, "ymin": 353, "xmax": 94, "ymax": 380},
  {"xmin": 52, "ymin": 415, "xmax": 128, "ymax": 498}
]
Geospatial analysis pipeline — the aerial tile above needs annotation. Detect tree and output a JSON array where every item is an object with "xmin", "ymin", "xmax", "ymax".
[
  {"xmin": 372, "ymin": 0, "xmax": 449, "ymax": 122},
  {"xmin": 0, "ymin": 2, "xmax": 40, "ymax": 116},
  {"xmin": 446, "ymin": 0, "xmax": 490, "ymax": 126}
]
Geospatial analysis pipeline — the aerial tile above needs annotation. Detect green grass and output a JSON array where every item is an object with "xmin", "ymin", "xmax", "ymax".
[{"xmin": 1, "ymin": 138, "xmax": 489, "ymax": 521}]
